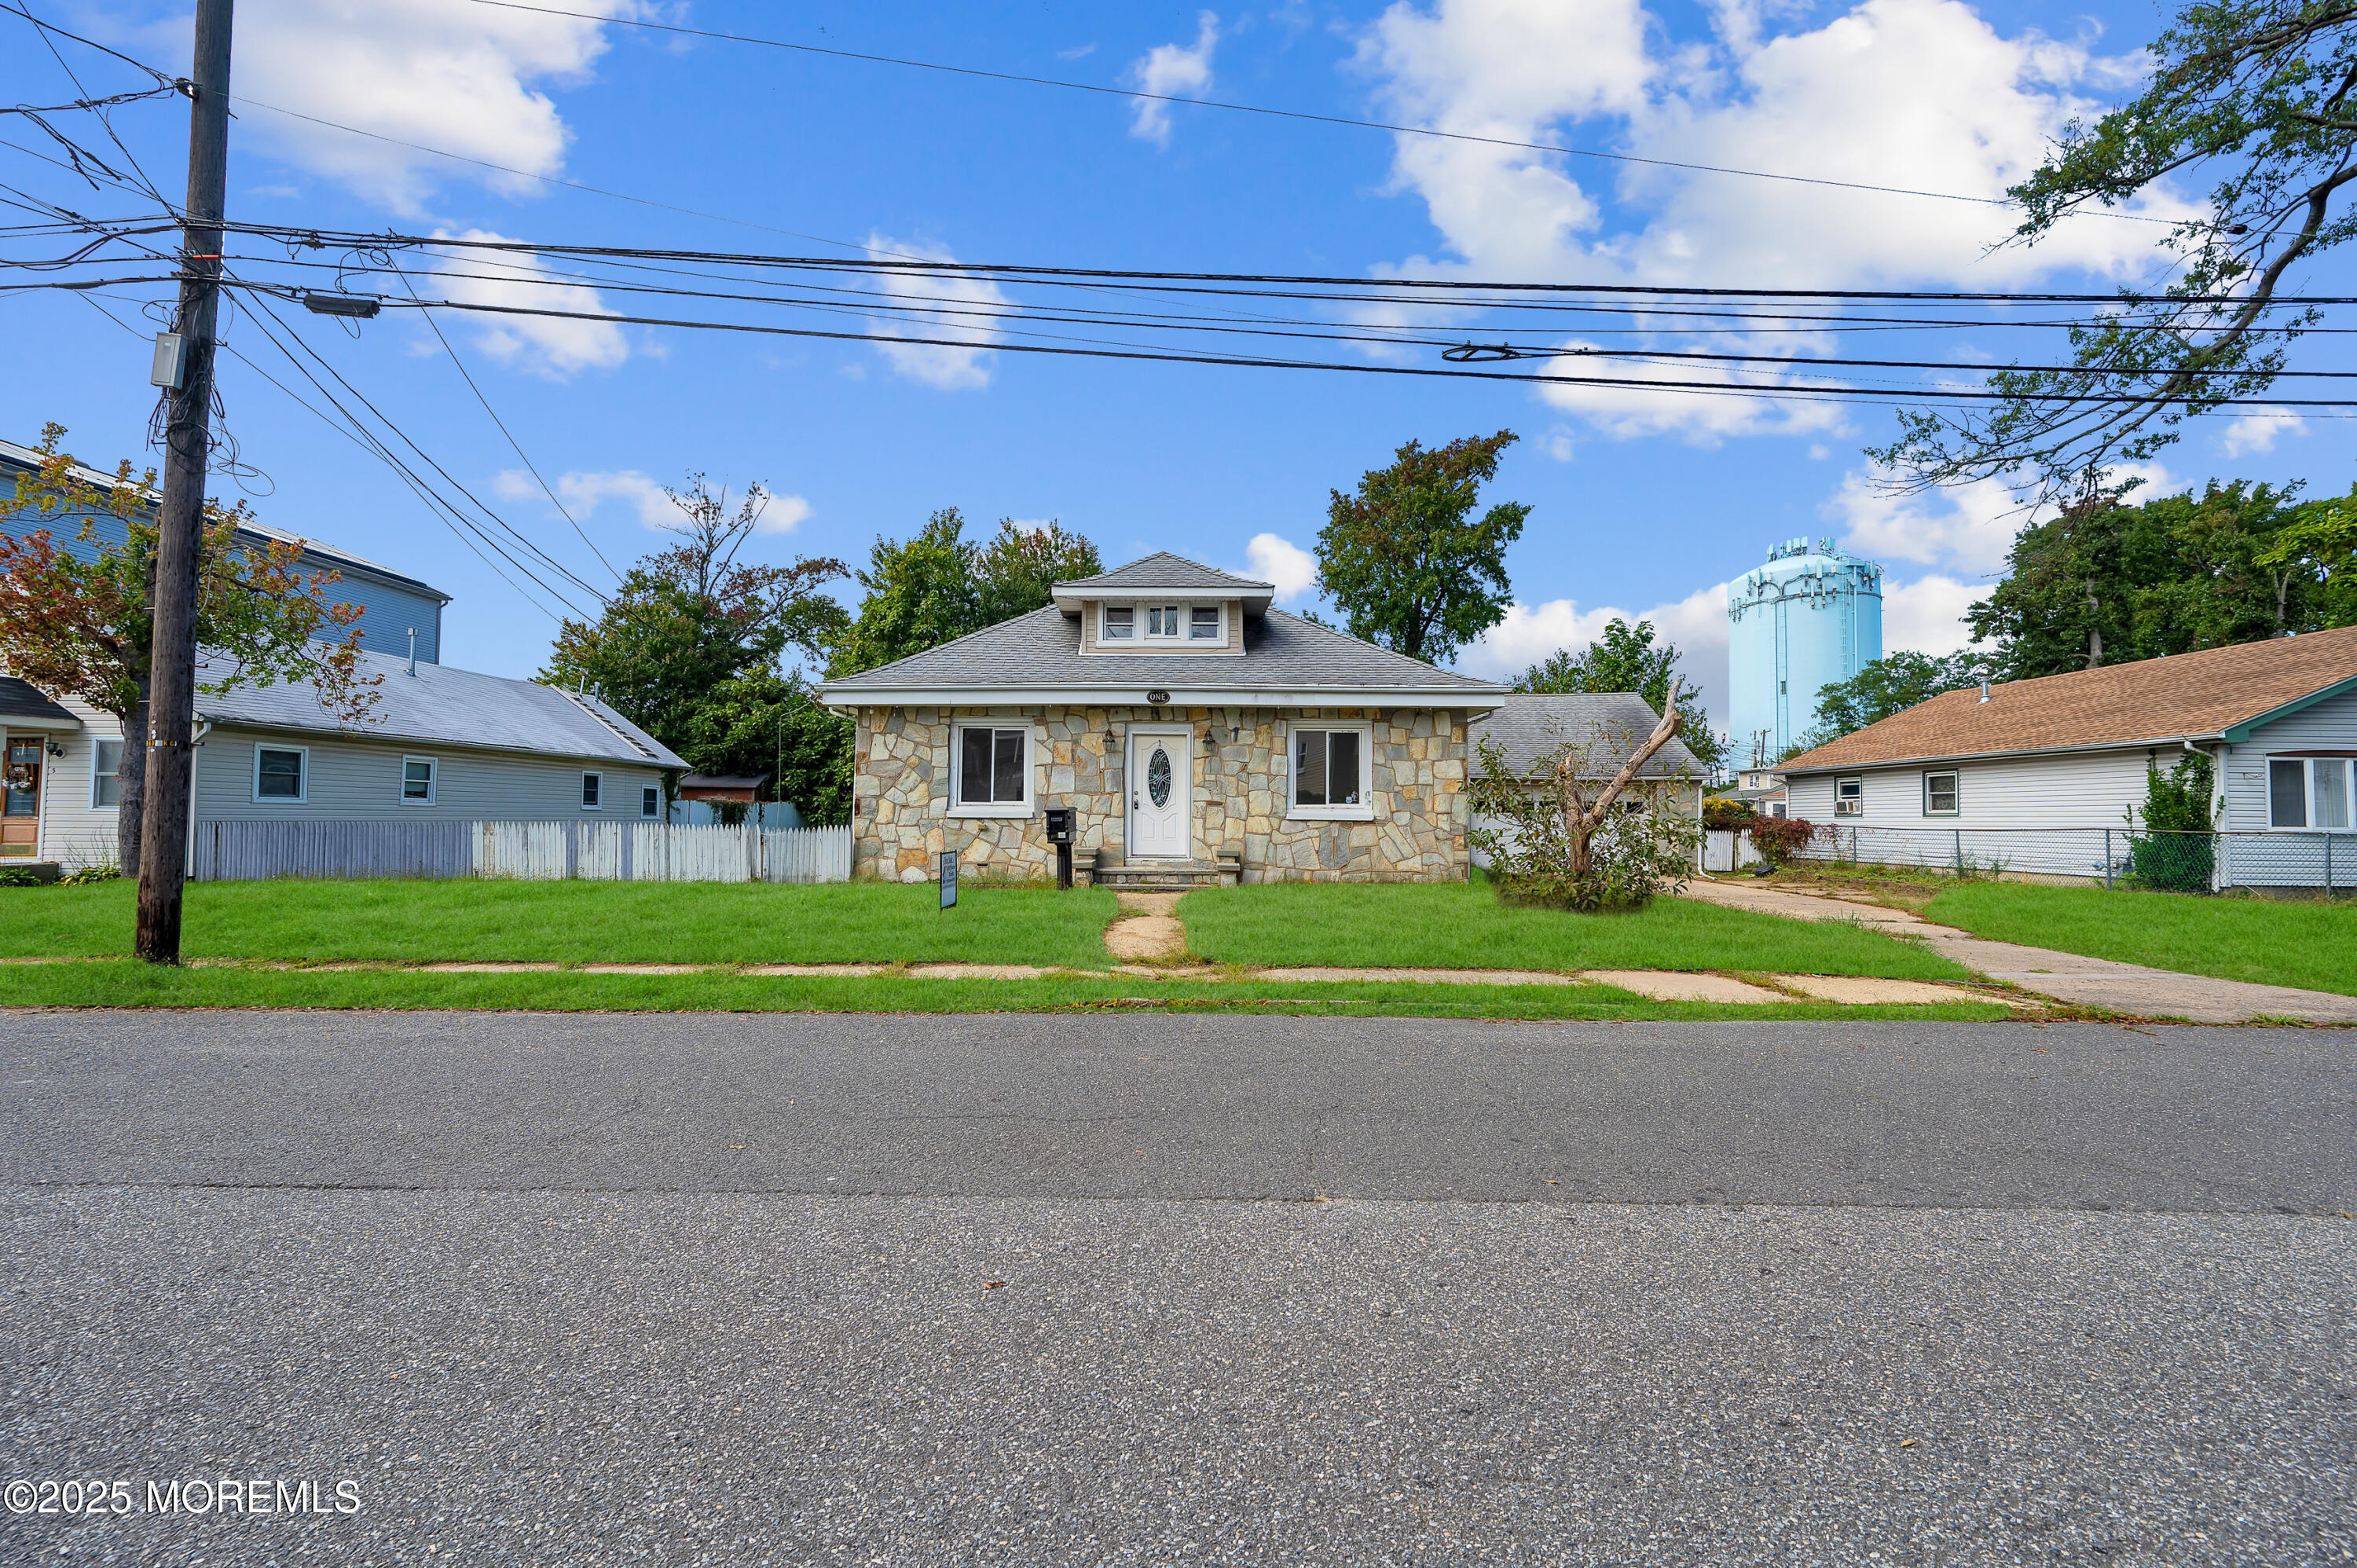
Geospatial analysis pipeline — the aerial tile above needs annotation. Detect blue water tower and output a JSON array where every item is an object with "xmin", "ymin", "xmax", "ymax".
[{"xmin": 1727, "ymin": 538, "xmax": 1883, "ymax": 765}]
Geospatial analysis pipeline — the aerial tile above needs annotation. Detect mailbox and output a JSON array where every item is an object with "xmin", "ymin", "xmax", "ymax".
[{"xmin": 1043, "ymin": 808, "xmax": 1076, "ymax": 844}]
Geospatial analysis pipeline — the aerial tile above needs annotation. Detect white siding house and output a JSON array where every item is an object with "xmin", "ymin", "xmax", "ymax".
[{"xmin": 1778, "ymin": 627, "xmax": 2357, "ymax": 888}]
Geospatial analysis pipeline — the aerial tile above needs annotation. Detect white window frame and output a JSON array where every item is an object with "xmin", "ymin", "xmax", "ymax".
[
  {"xmin": 399, "ymin": 754, "xmax": 438, "ymax": 807},
  {"xmin": 251, "ymin": 742, "xmax": 309, "ymax": 805},
  {"xmin": 949, "ymin": 723, "xmax": 1034, "ymax": 819},
  {"xmin": 1187, "ymin": 604, "xmax": 1222, "ymax": 642},
  {"xmin": 1143, "ymin": 603, "xmax": 1183, "ymax": 640},
  {"xmin": 1283, "ymin": 720, "xmax": 1375, "ymax": 822},
  {"xmin": 1100, "ymin": 605, "xmax": 1135, "ymax": 641},
  {"xmin": 90, "ymin": 735, "xmax": 123, "ymax": 809},
  {"xmin": 581, "ymin": 771, "xmax": 603, "ymax": 811},
  {"xmin": 640, "ymin": 784, "xmax": 662, "ymax": 819},
  {"xmin": 2271, "ymin": 756, "xmax": 2355, "ymax": 830},
  {"xmin": 1922, "ymin": 769, "xmax": 1959, "ymax": 818},
  {"xmin": 1834, "ymin": 777, "xmax": 1864, "ymax": 816}
]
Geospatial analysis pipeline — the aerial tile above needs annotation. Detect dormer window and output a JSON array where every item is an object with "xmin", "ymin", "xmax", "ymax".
[
  {"xmin": 1189, "ymin": 606, "xmax": 1219, "ymax": 640},
  {"xmin": 1102, "ymin": 606, "xmax": 1135, "ymax": 640},
  {"xmin": 1145, "ymin": 605, "xmax": 1182, "ymax": 639}
]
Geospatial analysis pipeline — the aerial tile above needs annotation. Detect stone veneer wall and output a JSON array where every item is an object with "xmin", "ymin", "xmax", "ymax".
[{"xmin": 851, "ymin": 705, "xmax": 1468, "ymax": 883}]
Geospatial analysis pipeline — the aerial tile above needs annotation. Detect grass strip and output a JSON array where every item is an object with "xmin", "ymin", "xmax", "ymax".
[
  {"xmin": 1929, "ymin": 882, "xmax": 2357, "ymax": 998},
  {"xmin": 1178, "ymin": 879, "xmax": 1974, "ymax": 979},
  {"xmin": 0, "ymin": 961, "xmax": 2021, "ymax": 1021}
]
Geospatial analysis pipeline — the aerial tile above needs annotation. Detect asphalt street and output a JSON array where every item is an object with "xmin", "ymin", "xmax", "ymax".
[{"xmin": 2, "ymin": 1011, "xmax": 2352, "ymax": 1564}]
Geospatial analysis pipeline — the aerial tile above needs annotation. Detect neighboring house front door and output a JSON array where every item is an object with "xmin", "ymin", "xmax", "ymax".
[
  {"xmin": 1127, "ymin": 728, "xmax": 1190, "ymax": 859},
  {"xmin": 2, "ymin": 737, "xmax": 42, "ymax": 858}
]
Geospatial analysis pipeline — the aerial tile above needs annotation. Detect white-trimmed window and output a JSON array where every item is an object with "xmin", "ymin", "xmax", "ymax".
[
  {"xmin": 2271, "ymin": 757, "xmax": 2355, "ymax": 830},
  {"xmin": 1922, "ymin": 770, "xmax": 1959, "ymax": 816},
  {"xmin": 253, "ymin": 744, "xmax": 307, "ymax": 804},
  {"xmin": 91, "ymin": 737, "xmax": 123, "ymax": 808},
  {"xmin": 1835, "ymin": 777, "xmax": 1863, "ymax": 816},
  {"xmin": 1144, "ymin": 604, "xmax": 1182, "ymax": 639},
  {"xmin": 581, "ymin": 771, "xmax": 603, "ymax": 810},
  {"xmin": 640, "ymin": 785, "xmax": 662, "ymax": 819},
  {"xmin": 1101, "ymin": 606, "xmax": 1135, "ymax": 641},
  {"xmin": 401, "ymin": 755, "xmax": 437, "ymax": 805},
  {"xmin": 1287, "ymin": 724, "xmax": 1372, "ymax": 819},
  {"xmin": 1189, "ymin": 605, "xmax": 1220, "ymax": 641},
  {"xmin": 953, "ymin": 724, "xmax": 1032, "ymax": 816}
]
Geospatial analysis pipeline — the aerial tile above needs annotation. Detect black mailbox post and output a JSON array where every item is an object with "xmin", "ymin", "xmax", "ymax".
[{"xmin": 1044, "ymin": 808, "xmax": 1076, "ymax": 889}]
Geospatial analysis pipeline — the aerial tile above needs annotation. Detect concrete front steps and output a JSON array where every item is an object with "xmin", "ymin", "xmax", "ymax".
[{"xmin": 1090, "ymin": 853, "xmax": 1239, "ymax": 892}]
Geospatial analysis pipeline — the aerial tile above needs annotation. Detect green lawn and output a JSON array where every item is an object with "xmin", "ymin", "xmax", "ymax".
[
  {"xmin": 1178, "ymin": 879, "xmax": 1973, "ymax": 979},
  {"xmin": 1930, "ymin": 882, "xmax": 2357, "ymax": 997},
  {"xmin": 0, "ymin": 879, "xmax": 1123, "ymax": 969},
  {"xmin": 0, "ymin": 961, "xmax": 2017, "ymax": 1021}
]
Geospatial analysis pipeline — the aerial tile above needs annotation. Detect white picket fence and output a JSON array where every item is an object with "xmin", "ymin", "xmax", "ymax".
[{"xmin": 193, "ymin": 819, "xmax": 851, "ymax": 884}]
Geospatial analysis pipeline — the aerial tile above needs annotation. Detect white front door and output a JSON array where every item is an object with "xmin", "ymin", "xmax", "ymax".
[{"xmin": 1128, "ymin": 731, "xmax": 1190, "ymax": 859}]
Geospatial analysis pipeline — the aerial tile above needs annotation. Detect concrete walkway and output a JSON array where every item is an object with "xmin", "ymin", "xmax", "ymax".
[{"xmin": 1677, "ymin": 876, "xmax": 2357, "ymax": 1024}]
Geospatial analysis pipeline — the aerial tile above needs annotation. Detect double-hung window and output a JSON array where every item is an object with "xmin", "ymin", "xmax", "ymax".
[
  {"xmin": 1288, "ymin": 725, "xmax": 1369, "ymax": 819},
  {"xmin": 641, "ymin": 785, "xmax": 662, "ymax": 819},
  {"xmin": 955, "ymin": 724, "xmax": 1030, "ymax": 815},
  {"xmin": 1102, "ymin": 606, "xmax": 1135, "ymax": 641},
  {"xmin": 91, "ymin": 737, "xmax": 123, "ymax": 808},
  {"xmin": 1922, "ymin": 770, "xmax": 1959, "ymax": 816},
  {"xmin": 581, "ymin": 771, "xmax": 603, "ymax": 810},
  {"xmin": 1835, "ymin": 778, "xmax": 1863, "ymax": 816},
  {"xmin": 1144, "ymin": 605, "xmax": 1183, "ymax": 639},
  {"xmin": 254, "ymin": 745, "xmax": 306, "ymax": 803},
  {"xmin": 1189, "ymin": 606, "xmax": 1220, "ymax": 641},
  {"xmin": 2271, "ymin": 757, "xmax": 2355, "ymax": 829},
  {"xmin": 401, "ymin": 756, "xmax": 437, "ymax": 805}
]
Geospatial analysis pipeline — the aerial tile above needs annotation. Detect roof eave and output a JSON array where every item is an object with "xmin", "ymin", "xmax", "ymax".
[
  {"xmin": 1780, "ymin": 732, "xmax": 2224, "ymax": 774},
  {"xmin": 816, "ymin": 682, "xmax": 1504, "ymax": 709},
  {"xmin": 2219, "ymin": 672, "xmax": 2357, "ymax": 742}
]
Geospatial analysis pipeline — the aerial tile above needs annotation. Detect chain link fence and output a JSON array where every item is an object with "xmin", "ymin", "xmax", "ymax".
[{"xmin": 1793, "ymin": 823, "xmax": 2357, "ymax": 894}]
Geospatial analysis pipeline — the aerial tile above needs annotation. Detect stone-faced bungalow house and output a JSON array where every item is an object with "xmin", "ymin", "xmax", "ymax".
[
  {"xmin": 816, "ymin": 554, "xmax": 1506, "ymax": 886},
  {"xmin": 1777, "ymin": 625, "xmax": 2357, "ymax": 888}
]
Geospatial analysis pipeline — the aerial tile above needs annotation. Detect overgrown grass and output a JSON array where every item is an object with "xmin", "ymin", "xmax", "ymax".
[
  {"xmin": 1930, "ymin": 881, "xmax": 2357, "ymax": 997},
  {"xmin": 0, "ymin": 880, "xmax": 1124, "ymax": 969},
  {"xmin": 1178, "ymin": 877, "xmax": 1973, "ymax": 979},
  {"xmin": 0, "ymin": 961, "xmax": 2018, "ymax": 1021}
]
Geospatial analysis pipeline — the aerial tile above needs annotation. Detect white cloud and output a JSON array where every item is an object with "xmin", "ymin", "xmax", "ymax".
[
  {"xmin": 1351, "ymin": 0, "xmax": 2202, "ymax": 445},
  {"xmin": 500, "ymin": 467, "xmax": 812, "ymax": 534},
  {"xmin": 863, "ymin": 234, "xmax": 1012, "ymax": 390},
  {"xmin": 1882, "ymin": 573, "xmax": 1984, "ymax": 654},
  {"xmin": 1824, "ymin": 458, "xmax": 2179, "ymax": 577},
  {"xmin": 1244, "ymin": 533, "xmax": 1320, "ymax": 601},
  {"xmin": 1128, "ymin": 12, "xmax": 1220, "ymax": 147},
  {"xmin": 218, "ymin": 0, "xmax": 636, "ymax": 216},
  {"xmin": 1463, "ymin": 580, "xmax": 1734, "ymax": 731},
  {"xmin": 1535, "ymin": 338, "xmax": 1851, "ymax": 445},
  {"xmin": 426, "ymin": 232, "xmax": 628, "ymax": 379},
  {"xmin": 2220, "ymin": 408, "xmax": 2307, "ymax": 457}
]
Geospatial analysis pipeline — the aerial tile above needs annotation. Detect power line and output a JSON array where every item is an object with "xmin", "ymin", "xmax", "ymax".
[{"xmin": 472, "ymin": 0, "xmax": 2180, "ymax": 225}]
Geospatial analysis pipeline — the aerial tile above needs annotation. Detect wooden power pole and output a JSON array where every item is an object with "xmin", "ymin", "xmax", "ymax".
[{"xmin": 136, "ymin": 0, "xmax": 233, "ymax": 964}]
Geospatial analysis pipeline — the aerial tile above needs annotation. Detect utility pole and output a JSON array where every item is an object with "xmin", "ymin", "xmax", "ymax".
[{"xmin": 137, "ymin": 0, "xmax": 233, "ymax": 964}]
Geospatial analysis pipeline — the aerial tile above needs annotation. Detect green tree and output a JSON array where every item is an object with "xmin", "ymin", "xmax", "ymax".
[
  {"xmin": 1317, "ymin": 431, "xmax": 1528, "ymax": 664},
  {"xmin": 973, "ymin": 518, "xmax": 1101, "ymax": 628},
  {"xmin": 543, "ymin": 473, "xmax": 847, "ymax": 769},
  {"xmin": 669, "ymin": 672, "xmax": 852, "ymax": 824},
  {"xmin": 1876, "ymin": 2, "xmax": 2357, "ymax": 502},
  {"xmin": 2261, "ymin": 482, "xmax": 2357, "ymax": 627},
  {"xmin": 1513, "ymin": 617, "xmax": 1725, "ymax": 770},
  {"xmin": 1968, "ymin": 479, "xmax": 2322, "ymax": 678},
  {"xmin": 1802, "ymin": 651, "xmax": 1985, "ymax": 746},
  {"xmin": 0, "ymin": 424, "xmax": 378, "ymax": 875},
  {"xmin": 827, "ymin": 508, "xmax": 981, "ymax": 678}
]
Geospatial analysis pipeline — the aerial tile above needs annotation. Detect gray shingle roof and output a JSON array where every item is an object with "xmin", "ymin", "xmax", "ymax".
[
  {"xmin": 820, "ymin": 605, "xmax": 1503, "ymax": 697},
  {"xmin": 192, "ymin": 645, "xmax": 686, "ymax": 768},
  {"xmin": 1468, "ymin": 694, "xmax": 1703, "ymax": 779},
  {"xmin": 1056, "ymin": 552, "xmax": 1271, "ymax": 592},
  {"xmin": 0, "ymin": 676, "xmax": 76, "ymax": 725}
]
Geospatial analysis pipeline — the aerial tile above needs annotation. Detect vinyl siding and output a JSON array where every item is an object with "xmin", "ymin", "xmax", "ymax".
[
  {"xmin": 1786, "ymin": 746, "xmax": 2168, "ymax": 830},
  {"xmin": 2216, "ymin": 688, "xmax": 2357, "ymax": 833},
  {"xmin": 194, "ymin": 725, "xmax": 665, "ymax": 822},
  {"xmin": 13, "ymin": 694, "xmax": 123, "ymax": 870}
]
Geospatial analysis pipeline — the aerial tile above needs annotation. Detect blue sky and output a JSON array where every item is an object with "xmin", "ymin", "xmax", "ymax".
[{"xmin": 7, "ymin": 0, "xmax": 2350, "ymax": 740}]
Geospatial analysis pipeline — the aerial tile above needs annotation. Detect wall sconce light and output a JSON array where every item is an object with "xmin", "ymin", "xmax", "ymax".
[{"xmin": 46, "ymin": 741, "xmax": 66, "ymax": 758}]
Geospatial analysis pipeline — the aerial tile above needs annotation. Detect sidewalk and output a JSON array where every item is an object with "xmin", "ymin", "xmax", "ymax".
[{"xmin": 1676, "ymin": 877, "xmax": 2357, "ymax": 1024}]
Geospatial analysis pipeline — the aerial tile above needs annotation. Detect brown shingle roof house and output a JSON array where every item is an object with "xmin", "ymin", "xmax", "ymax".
[{"xmin": 1776, "ymin": 626, "xmax": 2357, "ymax": 889}]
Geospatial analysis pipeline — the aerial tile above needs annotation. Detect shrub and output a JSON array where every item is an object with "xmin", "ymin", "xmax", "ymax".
[
  {"xmin": 1701, "ymin": 798, "xmax": 1758, "ymax": 831},
  {"xmin": 2127, "ymin": 753, "xmax": 2215, "ymax": 892},
  {"xmin": 0, "ymin": 866, "xmax": 42, "ymax": 888},
  {"xmin": 59, "ymin": 861, "xmax": 120, "ymax": 885},
  {"xmin": 1745, "ymin": 815, "xmax": 1824, "ymax": 868},
  {"xmin": 1468, "ymin": 730, "xmax": 1699, "ymax": 912}
]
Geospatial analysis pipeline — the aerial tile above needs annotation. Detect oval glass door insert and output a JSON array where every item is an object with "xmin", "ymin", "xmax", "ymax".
[{"xmin": 1147, "ymin": 747, "xmax": 1172, "ymax": 808}]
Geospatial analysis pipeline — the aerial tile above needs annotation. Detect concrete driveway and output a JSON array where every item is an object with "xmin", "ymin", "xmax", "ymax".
[{"xmin": 4, "ymin": 1010, "xmax": 2352, "ymax": 1564}]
